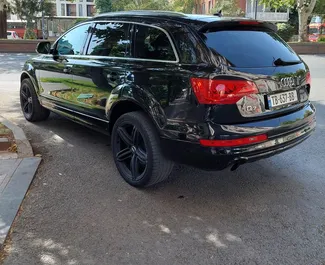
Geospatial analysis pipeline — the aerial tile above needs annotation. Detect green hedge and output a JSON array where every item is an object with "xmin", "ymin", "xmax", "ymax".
[{"xmin": 277, "ymin": 23, "xmax": 296, "ymax": 42}]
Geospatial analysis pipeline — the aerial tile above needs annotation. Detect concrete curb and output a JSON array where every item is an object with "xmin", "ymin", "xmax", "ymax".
[
  {"xmin": 0, "ymin": 117, "xmax": 41, "ymax": 251},
  {"xmin": 0, "ymin": 116, "xmax": 33, "ymax": 158}
]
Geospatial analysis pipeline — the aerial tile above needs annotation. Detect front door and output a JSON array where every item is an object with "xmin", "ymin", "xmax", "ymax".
[{"xmin": 37, "ymin": 23, "xmax": 91, "ymax": 111}]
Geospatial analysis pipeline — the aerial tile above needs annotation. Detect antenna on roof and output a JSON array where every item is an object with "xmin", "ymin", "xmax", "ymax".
[{"xmin": 214, "ymin": 10, "xmax": 222, "ymax": 17}]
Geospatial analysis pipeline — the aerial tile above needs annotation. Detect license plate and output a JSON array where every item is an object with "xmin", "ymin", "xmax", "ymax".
[{"xmin": 268, "ymin": 90, "xmax": 298, "ymax": 108}]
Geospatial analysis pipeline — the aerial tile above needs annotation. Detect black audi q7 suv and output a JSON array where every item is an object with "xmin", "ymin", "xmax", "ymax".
[{"xmin": 20, "ymin": 11, "xmax": 316, "ymax": 187}]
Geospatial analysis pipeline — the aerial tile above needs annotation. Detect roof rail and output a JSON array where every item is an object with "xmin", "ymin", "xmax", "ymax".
[{"xmin": 96, "ymin": 10, "xmax": 186, "ymax": 18}]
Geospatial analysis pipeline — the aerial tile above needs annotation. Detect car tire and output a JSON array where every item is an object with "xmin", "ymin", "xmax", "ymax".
[
  {"xmin": 112, "ymin": 111, "xmax": 174, "ymax": 187},
  {"xmin": 20, "ymin": 78, "xmax": 50, "ymax": 122}
]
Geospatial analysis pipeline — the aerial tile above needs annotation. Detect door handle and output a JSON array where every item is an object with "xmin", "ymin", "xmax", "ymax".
[
  {"xmin": 107, "ymin": 72, "xmax": 118, "ymax": 82},
  {"xmin": 63, "ymin": 65, "xmax": 73, "ymax": 74}
]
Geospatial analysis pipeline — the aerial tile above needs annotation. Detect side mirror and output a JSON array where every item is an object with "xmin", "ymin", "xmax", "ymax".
[{"xmin": 36, "ymin": 41, "xmax": 51, "ymax": 54}]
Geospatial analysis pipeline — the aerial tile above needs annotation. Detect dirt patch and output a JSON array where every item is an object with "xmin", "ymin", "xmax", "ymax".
[{"xmin": 0, "ymin": 123, "xmax": 16, "ymax": 152}]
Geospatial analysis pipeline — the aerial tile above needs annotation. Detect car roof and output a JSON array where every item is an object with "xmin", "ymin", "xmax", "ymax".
[{"xmin": 93, "ymin": 10, "xmax": 251, "ymax": 28}]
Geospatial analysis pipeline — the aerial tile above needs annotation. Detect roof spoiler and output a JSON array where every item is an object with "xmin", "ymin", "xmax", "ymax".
[{"xmin": 199, "ymin": 20, "xmax": 277, "ymax": 33}]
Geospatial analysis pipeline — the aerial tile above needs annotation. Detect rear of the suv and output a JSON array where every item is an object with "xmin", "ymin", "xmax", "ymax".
[{"xmin": 161, "ymin": 19, "xmax": 315, "ymax": 171}]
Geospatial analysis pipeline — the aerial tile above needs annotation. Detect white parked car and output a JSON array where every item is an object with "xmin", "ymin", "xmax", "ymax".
[{"xmin": 7, "ymin": 31, "xmax": 20, "ymax": 39}]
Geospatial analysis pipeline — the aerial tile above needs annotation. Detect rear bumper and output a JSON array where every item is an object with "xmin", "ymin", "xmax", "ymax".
[{"xmin": 161, "ymin": 102, "xmax": 316, "ymax": 170}]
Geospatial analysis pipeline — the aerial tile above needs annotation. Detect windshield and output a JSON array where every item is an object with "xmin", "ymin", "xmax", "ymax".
[
  {"xmin": 203, "ymin": 29, "xmax": 300, "ymax": 68},
  {"xmin": 309, "ymin": 27, "xmax": 320, "ymax": 34}
]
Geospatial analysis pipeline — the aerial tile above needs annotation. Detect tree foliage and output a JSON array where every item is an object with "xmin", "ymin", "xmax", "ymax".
[
  {"xmin": 260, "ymin": 0, "xmax": 317, "ymax": 41},
  {"xmin": 11, "ymin": 0, "xmax": 53, "ymax": 39},
  {"xmin": 314, "ymin": 0, "xmax": 325, "ymax": 14},
  {"xmin": 171, "ymin": 0, "xmax": 196, "ymax": 13},
  {"xmin": 112, "ymin": 0, "xmax": 170, "ymax": 11},
  {"xmin": 95, "ymin": 0, "xmax": 112, "ymax": 13}
]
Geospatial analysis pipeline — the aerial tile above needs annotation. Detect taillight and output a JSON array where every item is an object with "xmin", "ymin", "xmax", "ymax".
[
  {"xmin": 306, "ymin": 71, "xmax": 311, "ymax": 85},
  {"xmin": 190, "ymin": 78, "xmax": 258, "ymax": 104},
  {"xmin": 200, "ymin": 134, "xmax": 268, "ymax": 147}
]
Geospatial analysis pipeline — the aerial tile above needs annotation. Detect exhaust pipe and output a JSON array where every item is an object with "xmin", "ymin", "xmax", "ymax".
[{"xmin": 230, "ymin": 158, "xmax": 247, "ymax": 171}]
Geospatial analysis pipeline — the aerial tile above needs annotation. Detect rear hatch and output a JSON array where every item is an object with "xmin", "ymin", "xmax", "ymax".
[{"xmin": 195, "ymin": 21, "xmax": 311, "ymax": 124}]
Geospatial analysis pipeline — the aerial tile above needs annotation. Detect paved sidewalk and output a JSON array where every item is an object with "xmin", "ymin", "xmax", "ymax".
[{"xmin": 0, "ymin": 116, "xmax": 41, "ymax": 249}]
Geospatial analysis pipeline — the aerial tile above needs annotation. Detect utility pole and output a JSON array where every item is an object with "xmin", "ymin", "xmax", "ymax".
[
  {"xmin": 254, "ymin": 0, "xmax": 258, "ymax": 19},
  {"xmin": 41, "ymin": 0, "xmax": 45, "ymax": 39},
  {"xmin": 0, "ymin": 0, "xmax": 8, "ymax": 39}
]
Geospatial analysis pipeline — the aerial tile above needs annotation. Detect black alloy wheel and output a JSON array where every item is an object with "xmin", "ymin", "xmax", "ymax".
[
  {"xmin": 20, "ymin": 79, "xmax": 50, "ymax": 122},
  {"xmin": 112, "ymin": 111, "xmax": 174, "ymax": 187},
  {"xmin": 20, "ymin": 82, "xmax": 33, "ymax": 119},
  {"xmin": 115, "ymin": 123, "xmax": 148, "ymax": 181}
]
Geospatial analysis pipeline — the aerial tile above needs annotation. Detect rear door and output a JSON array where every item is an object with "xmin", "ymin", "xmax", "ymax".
[
  {"xmin": 68, "ymin": 21, "xmax": 130, "ymax": 121},
  {"xmin": 200, "ymin": 23, "xmax": 310, "ymax": 123}
]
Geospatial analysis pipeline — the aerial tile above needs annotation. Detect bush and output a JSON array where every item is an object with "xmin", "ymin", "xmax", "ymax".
[
  {"xmin": 318, "ymin": 37, "xmax": 325, "ymax": 42},
  {"xmin": 23, "ymin": 28, "xmax": 37, "ymax": 40},
  {"xmin": 277, "ymin": 23, "xmax": 295, "ymax": 42}
]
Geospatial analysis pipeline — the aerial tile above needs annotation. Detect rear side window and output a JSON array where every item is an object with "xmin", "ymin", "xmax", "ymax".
[
  {"xmin": 203, "ymin": 30, "xmax": 300, "ymax": 68},
  {"xmin": 134, "ymin": 25, "xmax": 177, "ymax": 62},
  {"xmin": 87, "ymin": 22, "xmax": 130, "ymax": 57}
]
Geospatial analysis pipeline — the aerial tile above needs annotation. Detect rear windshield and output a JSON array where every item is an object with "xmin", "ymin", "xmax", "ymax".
[{"xmin": 203, "ymin": 30, "xmax": 300, "ymax": 68}]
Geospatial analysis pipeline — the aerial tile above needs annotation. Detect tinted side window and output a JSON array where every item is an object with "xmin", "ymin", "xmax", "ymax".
[
  {"xmin": 56, "ymin": 24, "xmax": 90, "ymax": 55},
  {"xmin": 170, "ymin": 27, "xmax": 204, "ymax": 64},
  {"xmin": 87, "ymin": 22, "xmax": 130, "ymax": 57},
  {"xmin": 134, "ymin": 25, "xmax": 176, "ymax": 61}
]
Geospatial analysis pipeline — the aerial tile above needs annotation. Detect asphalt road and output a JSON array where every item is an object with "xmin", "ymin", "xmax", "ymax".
[{"xmin": 0, "ymin": 53, "xmax": 325, "ymax": 265}]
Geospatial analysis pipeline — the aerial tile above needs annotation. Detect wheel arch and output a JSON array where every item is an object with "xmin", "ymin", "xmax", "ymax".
[
  {"xmin": 108, "ymin": 99, "xmax": 160, "ymax": 135},
  {"xmin": 20, "ymin": 71, "xmax": 40, "ymax": 95}
]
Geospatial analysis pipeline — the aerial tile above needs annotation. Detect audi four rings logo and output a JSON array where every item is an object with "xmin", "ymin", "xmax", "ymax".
[{"xmin": 280, "ymin": 77, "xmax": 296, "ymax": 88}]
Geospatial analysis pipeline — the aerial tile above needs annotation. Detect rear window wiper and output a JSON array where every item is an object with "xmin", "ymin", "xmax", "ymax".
[{"xmin": 273, "ymin": 57, "xmax": 301, "ymax": 66}]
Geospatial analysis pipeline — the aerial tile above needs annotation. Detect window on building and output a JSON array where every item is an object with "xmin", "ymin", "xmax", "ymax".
[
  {"xmin": 208, "ymin": 1, "xmax": 211, "ymax": 11},
  {"xmin": 86, "ymin": 5, "xmax": 95, "ymax": 16},
  {"xmin": 61, "ymin": 4, "xmax": 65, "ymax": 16},
  {"xmin": 87, "ymin": 23, "xmax": 130, "ymax": 57},
  {"xmin": 66, "ymin": 4, "xmax": 76, "ymax": 16},
  {"xmin": 202, "ymin": 3, "xmax": 206, "ymax": 14},
  {"xmin": 78, "ymin": 4, "xmax": 83, "ymax": 16},
  {"xmin": 134, "ymin": 25, "xmax": 176, "ymax": 61},
  {"xmin": 56, "ymin": 23, "xmax": 90, "ymax": 55}
]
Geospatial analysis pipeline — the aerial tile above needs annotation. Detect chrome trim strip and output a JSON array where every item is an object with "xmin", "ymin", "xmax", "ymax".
[
  {"xmin": 233, "ymin": 121, "xmax": 316, "ymax": 154},
  {"xmin": 54, "ymin": 20, "xmax": 180, "ymax": 64}
]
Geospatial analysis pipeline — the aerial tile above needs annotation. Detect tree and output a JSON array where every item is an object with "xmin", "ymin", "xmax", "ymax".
[
  {"xmin": 11, "ymin": 0, "xmax": 53, "ymax": 39},
  {"xmin": 211, "ymin": 0, "xmax": 245, "ymax": 16},
  {"xmin": 0, "ymin": 0, "xmax": 8, "ymax": 39},
  {"xmin": 260, "ymin": 0, "xmax": 317, "ymax": 42},
  {"xmin": 112, "ymin": 0, "xmax": 170, "ymax": 11},
  {"xmin": 95, "ymin": 0, "xmax": 112, "ymax": 13},
  {"xmin": 172, "ymin": 0, "xmax": 196, "ymax": 13}
]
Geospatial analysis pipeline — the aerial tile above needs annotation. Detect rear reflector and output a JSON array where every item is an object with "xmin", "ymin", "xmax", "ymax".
[
  {"xmin": 306, "ymin": 71, "xmax": 311, "ymax": 85},
  {"xmin": 190, "ymin": 78, "xmax": 258, "ymax": 104},
  {"xmin": 200, "ymin": 134, "xmax": 268, "ymax": 147}
]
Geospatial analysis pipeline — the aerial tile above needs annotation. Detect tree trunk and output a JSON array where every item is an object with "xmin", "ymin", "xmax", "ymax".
[
  {"xmin": 0, "ymin": 1, "xmax": 7, "ymax": 39},
  {"xmin": 297, "ymin": 0, "xmax": 317, "ymax": 42},
  {"xmin": 298, "ymin": 9, "xmax": 308, "ymax": 42}
]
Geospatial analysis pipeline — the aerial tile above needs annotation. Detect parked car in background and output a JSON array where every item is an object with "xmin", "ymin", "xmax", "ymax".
[
  {"xmin": 20, "ymin": 11, "xmax": 316, "ymax": 188},
  {"xmin": 7, "ymin": 31, "xmax": 20, "ymax": 39},
  {"xmin": 308, "ymin": 15, "xmax": 325, "ymax": 42}
]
